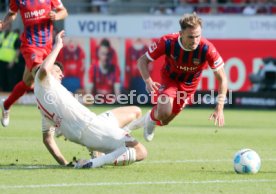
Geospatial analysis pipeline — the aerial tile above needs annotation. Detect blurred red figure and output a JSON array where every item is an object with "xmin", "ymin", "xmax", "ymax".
[
  {"xmin": 124, "ymin": 38, "xmax": 148, "ymax": 93},
  {"xmin": 89, "ymin": 39, "xmax": 121, "ymax": 103},
  {"xmin": 0, "ymin": 0, "xmax": 68, "ymax": 127},
  {"xmin": 57, "ymin": 39, "xmax": 85, "ymax": 93}
]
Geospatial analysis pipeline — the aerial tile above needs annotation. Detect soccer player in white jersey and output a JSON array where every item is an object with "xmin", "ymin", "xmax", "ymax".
[{"xmin": 33, "ymin": 30, "xmax": 147, "ymax": 168}]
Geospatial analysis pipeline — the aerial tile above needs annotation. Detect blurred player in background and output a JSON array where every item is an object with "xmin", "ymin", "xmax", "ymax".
[
  {"xmin": 124, "ymin": 38, "xmax": 148, "ymax": 93},
  {"xmin": 137, "ymin": 13, "xmax": 228, "ymax": 142},
  {"xmin": 34, "ymin": 31, "xmax": 147, "ymax": 168},
  {"xmin": 57, "ymin": 38, "xmax": 85, "ymax": 93},
  {"xmin": 0, "ymin": 0, "xmax": 68, "ymax": 127},
  {"xmin": 88, "ymin": 38, "xmax": 121, "ymax": 102}
]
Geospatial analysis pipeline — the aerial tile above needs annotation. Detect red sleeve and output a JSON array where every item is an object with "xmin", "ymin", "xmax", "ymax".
[
  {"xmin": 9, "ymin": 0, "xmax": 18, "ymax": 13},
  {"xmin": 146, "ymin": 36, "xmax": 166, "ymax": 61},
  {"xmin": 206, "ymin": 43, "xmax": 224, "ymax": 71},
  {"xmin": 51, "ymin": 0, "xmax": 64, "ymax": 9}
]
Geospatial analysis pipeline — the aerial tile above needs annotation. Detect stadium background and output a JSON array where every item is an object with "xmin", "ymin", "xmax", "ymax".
[{"xmin": 0, "ymin": 0, "xmax": 276, "ymax": 108}]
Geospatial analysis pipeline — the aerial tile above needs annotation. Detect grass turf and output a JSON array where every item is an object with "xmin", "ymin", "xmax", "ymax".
[{"xmin": 0, "ymin": 105, "xmax": 276, "ymax": 194}]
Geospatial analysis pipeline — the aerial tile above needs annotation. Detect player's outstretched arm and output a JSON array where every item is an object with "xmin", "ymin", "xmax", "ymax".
[
  {"xmin": 49, "ymin": 7, "xmax": 68, "ymax": 21},
  {"xmin": 38, "ymin": 30, "xmax": 65, "ymax": 80},
  {"xmin": 43, "ymin": 131, "xmax": 69, "ymax": 165},
  {"xmin": 137, "ymin": 54, "xmax": 160, "ymax": 93},
  {"xmin": 209, "ymin": 67, "xmax": 228, "ymax": 127}
]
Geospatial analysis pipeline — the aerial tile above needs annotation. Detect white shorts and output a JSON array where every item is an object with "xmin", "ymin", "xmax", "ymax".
[{"xmin": 80, "ymin": 111, "xmax": 135, "ymax": 153}]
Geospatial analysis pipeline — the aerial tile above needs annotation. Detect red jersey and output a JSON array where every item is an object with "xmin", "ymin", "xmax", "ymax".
[
  {"xmin": 146, "ymin": 33, "xmax": 224, "ymax": 92},
  {"xmin": 9, "ymin": 0, "xmax": 64, "ymax": 48},
  {"xmin": 89, "ymin": 63, "xmax": 120, "ymax": 95},
  {"xmin": 57, "ymin": 46, "xmax": 85, "ymax": 78}
]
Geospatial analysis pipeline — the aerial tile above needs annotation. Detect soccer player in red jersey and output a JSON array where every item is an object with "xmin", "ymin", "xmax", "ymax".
[
  {"xmin": 0, "ymin": 0, "xmax": 68, "ymax": 127},
  {"xmin": 137, "ymin": 13, "xmax": 228, "ymax": 141},
  {"xmin": 88, "ymin": 39, "xmax": 121, "ymax": 103},
  {"xmin": 57, "ymin": 39, "xmax": 85, "ymax": 93}
]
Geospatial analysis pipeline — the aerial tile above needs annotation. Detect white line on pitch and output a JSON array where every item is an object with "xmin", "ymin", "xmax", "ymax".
[{"xmin": 0, "ymin": 179, "xmax": 275, "ymax": 189}]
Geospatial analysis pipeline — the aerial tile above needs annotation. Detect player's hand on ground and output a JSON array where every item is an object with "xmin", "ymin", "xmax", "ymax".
[
  {"xmin": 209, "ymin": 108, "xmax": 225, "ymax": 127},
  {"xmin": 48, "ymin": 11, "xmax": 57, "ymax": 21}
]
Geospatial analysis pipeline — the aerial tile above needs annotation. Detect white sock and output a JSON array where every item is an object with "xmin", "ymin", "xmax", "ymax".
[
  {"xmin": 89, "ymin": 147, "xmax": 136, "ymax": 168},
  {"xmin": 89, "ymin": 147, "xmax": 126, "ymax": 168},
  {"xmin": 123, "ymin": 116, "xmax": 146, "ymax": 131},
  {"xmin": 114, "ymin": 147, "xmax": 136, "ymax": 166}
]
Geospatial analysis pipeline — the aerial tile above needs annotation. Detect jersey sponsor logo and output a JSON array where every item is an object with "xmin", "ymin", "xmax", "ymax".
[
  {"xmin": 148, "ymin": 42, "xmax": 157, "ymax": 53},
  {"xmin": 158, "ymin": 85, "xmax": 165, "ymax": 92},
  {"xmin": 24, "ymin": 9, "xmax": 46, "ymax": 19},
  {"xmin": 31, "ymin": 53, "xmax": 36, "ymax": 60},
  {"xmin": 170, "ymin": 54, "xmax": 177, "ymax": 61},
  {"xmin": 178, "ymin": 66, "xmax": 198, "ymax": 71},
  {"xmin": 20, "ymin": 0, "xmax": 27, "ymax": 6}
]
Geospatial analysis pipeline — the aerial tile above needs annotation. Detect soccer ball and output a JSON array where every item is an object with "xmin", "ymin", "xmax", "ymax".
[{"xmin": 233, "ymin": 148, "xmax": 261, "ymax": 174}]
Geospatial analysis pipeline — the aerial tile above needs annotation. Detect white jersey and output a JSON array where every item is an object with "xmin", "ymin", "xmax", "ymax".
[{"xmin": 34, "ymin": 71, "xmax": 97, "ymax": 145}]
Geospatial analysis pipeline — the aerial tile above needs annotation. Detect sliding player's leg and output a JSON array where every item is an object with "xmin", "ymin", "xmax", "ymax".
[{"xmin": 76, "ymin": 140, "xmax": 147, "ymax": 168}]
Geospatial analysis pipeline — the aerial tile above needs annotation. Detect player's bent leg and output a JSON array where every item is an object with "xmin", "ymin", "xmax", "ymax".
[
  {"xmin": 143, "ymin": 96, "xmax": 174, "ymax": 142},
  {"xmin": 22, "ymin": 67, "xmax": 34, "ymax": 87},
  {"xmin": 126, "ymin": 141, "xmax": 147, "ymax": 161},
  {"xmin": 156, "ymin": 95, "xmax": 174, "ymax": 122},
  {"xmin": 111, "ymin": 106, "xmax": 142, "ymax": 128},
  {"xmin": 1, "ymin": 68, "xmax": 34, "ymax": 127},
  {"xmin": 75, "ymin": 145, "xmax": 143, "ymax": 169}
]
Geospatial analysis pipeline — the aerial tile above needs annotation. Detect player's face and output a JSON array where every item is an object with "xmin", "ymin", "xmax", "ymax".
[
  {"xmin": 180, "ymin": 25, "xmax": 202, "ymax": 50},
  {"xmin": 98, "ymin": 46, "xmax": 110, "ymax": 65},
  {"xmin": 51, "ymin": 65, "xmax": 64, "ymax": 82}
]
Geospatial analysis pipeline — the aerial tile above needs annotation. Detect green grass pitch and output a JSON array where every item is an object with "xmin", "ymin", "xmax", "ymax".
[{"xmin": 0, "ymin": 105, "xmax": 276, "ymax": 194}]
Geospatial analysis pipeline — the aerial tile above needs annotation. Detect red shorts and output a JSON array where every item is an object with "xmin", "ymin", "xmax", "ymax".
[
  {"xmin": 152, "ymin": 76, "xmax": 196, "ymax": 114},
  {"xmin": 20, "ymin": 45, "xmax": 52, "ymax": 71}
]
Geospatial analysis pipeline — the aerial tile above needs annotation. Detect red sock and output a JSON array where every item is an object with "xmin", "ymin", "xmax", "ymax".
[
  {"xmin": 4, "ymin": 81, "xmax": 32, "ymax": 110},
  {"xmin": 150, "ymin": 106, "xmax": 162, "ymax": 126}
]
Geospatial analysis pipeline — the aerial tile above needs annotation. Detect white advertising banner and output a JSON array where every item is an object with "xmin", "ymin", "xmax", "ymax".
[{"xmin": 65, "ymin": 15, "xmax": 276, "ymax": 39}]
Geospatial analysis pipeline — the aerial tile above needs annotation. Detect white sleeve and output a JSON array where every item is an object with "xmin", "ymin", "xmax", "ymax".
[{"xmin": 42, "ymin": 116, "xmax": 55, "ymax": 134}]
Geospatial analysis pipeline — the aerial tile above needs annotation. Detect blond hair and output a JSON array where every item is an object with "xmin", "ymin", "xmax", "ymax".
[{"xmin": 179, "ymin": 12, "xmax": 202, "ymax": 30}]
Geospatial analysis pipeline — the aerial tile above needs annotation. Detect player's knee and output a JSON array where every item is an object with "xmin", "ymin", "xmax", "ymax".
[
  {"xmin": 135, "ymin": 144, "xmax": 148, "ymax": 161},
  {"xmin": 129, "ymin": 106, "xmax": 142, "ymax": 120},
  {"xmin": 156, "ymin": 109, "xmax": 171, "ymax": 121},
  {"xmin": 133, "ymin": 106, "xmax": 142, "ymax": 118},
  {"xmin": 23, "ymin": 74, "xmax": 34, "ymax": 86}
]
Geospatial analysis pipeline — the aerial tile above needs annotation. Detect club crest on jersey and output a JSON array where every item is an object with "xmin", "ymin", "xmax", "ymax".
[
  {"xmin": 170, "ymin": 54, "xmax": 177, "ymax": 61},
  {"xmin": 20, "ymin": 0, "xmax": 26, "ymax": 5},
  {"xmin": 31, "ymin": 53, "xmax": 36, "ymax": 60},
  {"xmin": 192, "ymin": 58, "xmax": 200, "ymax": 65},
  {"xmin": 149, "ymin": 42, "xmax": 157, "ymax": 53}
]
